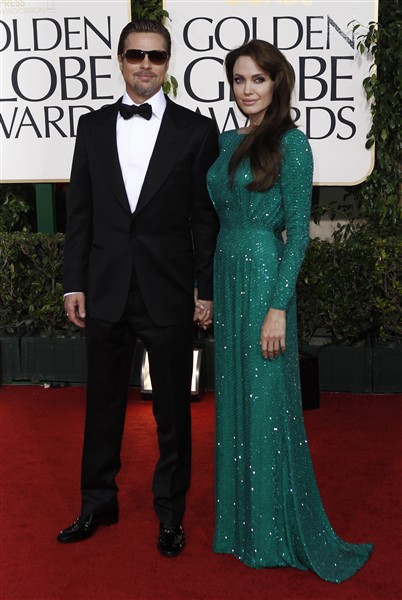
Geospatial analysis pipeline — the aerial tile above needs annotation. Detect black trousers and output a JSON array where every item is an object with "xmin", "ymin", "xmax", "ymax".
[{"xmin": 81, "ymin": 287, "xmax": 194, "ymax": 525}]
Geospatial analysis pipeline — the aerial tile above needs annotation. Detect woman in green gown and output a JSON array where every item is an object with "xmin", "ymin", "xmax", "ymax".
[{"xmin": 206, "ymin": 39, "xmax": 373, "ymax": 583}]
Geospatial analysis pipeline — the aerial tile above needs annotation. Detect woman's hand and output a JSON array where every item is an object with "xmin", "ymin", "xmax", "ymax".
[
  {"xmin": 193, "ymin": 288, "xmax": 213, "ymax": 329},
  {"xmin": 260, "ymin": 308, "xmax": 286, "ymax": 360}
]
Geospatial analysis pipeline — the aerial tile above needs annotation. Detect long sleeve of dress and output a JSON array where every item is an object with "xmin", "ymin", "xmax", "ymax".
[{"xmin": 271, "ymin": 129, "xmax": 313, "ymax": 311}]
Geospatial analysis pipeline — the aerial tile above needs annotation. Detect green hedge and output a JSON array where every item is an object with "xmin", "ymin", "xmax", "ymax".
[
  {"xmin": 1, "ymin": 231, "xmax": 401, "ymax": 344},
  {"xmin": 297, "ymin": 233, "xmax": 402, "ymax": 344},
  {"xmin": 0, "ymin": 233, "xmax": 77, "ymax": 337}
]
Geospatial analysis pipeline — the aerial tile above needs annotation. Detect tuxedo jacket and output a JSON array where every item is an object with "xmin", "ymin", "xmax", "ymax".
[{"xmin": 63, "ymin": 96, "xmax": 220, "ymax": 326}]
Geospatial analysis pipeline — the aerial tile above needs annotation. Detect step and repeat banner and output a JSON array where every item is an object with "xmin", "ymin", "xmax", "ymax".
[
  {"xmin": 1, "ymin": 0, "xmax": 377, "ymax": 184},
  {"xmin": 165, "ymin": 0, "xmax": 378, "ymax": 185},
  {"xmin": 0, "ymin": 0, "xmax": 130, "ymax": 181}
]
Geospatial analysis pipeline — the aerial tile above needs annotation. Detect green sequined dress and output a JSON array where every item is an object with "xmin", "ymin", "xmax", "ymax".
[{"xmin": 206, "ymin": 128, "xmax": 373, "ymax": 582}]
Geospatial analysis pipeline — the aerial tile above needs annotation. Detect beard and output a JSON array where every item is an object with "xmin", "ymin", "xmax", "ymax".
[{"xmin": 132, "ymin": 78, "xmax": 160, "ymax": 100}]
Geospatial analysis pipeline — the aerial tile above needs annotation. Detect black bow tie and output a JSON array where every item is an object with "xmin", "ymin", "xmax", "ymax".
[{"xmin": 119, "ymin": 103, "xmax": 152, "ymax": 121}]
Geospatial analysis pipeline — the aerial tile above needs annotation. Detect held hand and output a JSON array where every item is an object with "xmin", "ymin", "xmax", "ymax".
[
  {"xmin": 64, "ymin": 293, "xmax": 86, "ymax": 329},
  {"xmin": 260, "ymin": 308, "xmax": 286, "ymax": 360},
  {"xmin": 193, "ymin": 290, "xmax": 213, "ymax": 329}
]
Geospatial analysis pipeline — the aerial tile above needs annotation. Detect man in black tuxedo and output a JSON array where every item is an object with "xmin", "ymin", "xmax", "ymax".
[{"xmin": 57, "ymin": 19, "xmax": 219, "ymax": 557}]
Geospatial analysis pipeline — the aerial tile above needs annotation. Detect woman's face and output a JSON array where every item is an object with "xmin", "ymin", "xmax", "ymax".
[{"xmin": 232, "ymin": 55, "xmax": 275, "ymax": 126}]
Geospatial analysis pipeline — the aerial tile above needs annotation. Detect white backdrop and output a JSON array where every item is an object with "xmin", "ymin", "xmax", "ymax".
[
  {"xmin": 1, "ymin": 1, "xmax": 378, "ymax": 184},
  {"xmin": 0, "ymin": 0, "xmax": 131, "ymax": 182},
  {"xmin": 165, "ymin": 0, "xmax": 378, "ymax": 185}
]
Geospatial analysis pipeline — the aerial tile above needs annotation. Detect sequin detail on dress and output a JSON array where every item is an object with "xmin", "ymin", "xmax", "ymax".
[{"xmin": 207, "ymin": 128, "xmax": 373, "ymax": 583}]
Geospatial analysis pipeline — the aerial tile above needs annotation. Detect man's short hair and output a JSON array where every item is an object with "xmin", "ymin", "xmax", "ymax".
[{"xmin": 117, "ymin": 19, "xmax": 171, "ymax": 57}]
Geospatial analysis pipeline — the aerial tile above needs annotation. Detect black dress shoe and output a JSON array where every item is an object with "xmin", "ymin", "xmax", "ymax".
[
  {"xmin": 157, "ymin": 522, "xmax": 185, "ymax": 557},
  {"xmin": 57, "ymin": 509, "xmax": 119, "ymax": 543}
]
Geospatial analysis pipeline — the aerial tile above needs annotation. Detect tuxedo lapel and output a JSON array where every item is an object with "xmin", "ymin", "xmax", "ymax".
[
  {"xmin": 92, "ymin": 99, "xmax": 131, "ymax": 214},
  {"xmin": 134, "ymin": 99, "xmax": 192, "ymax": 217}
]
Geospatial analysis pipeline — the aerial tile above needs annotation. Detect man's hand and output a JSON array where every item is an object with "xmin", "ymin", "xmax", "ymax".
[
  {"xmin": 193, "ymin": 289, "xmax": 213, "ymax": 329},
  {"xmin": 64, "ymin": 293, "xmax": 86, "ymax": 329}
]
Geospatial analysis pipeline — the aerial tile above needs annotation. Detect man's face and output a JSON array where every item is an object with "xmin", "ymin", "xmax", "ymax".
[{"xmin": 118, "ymin": 32, "xmax": 170, "ymax": 104}]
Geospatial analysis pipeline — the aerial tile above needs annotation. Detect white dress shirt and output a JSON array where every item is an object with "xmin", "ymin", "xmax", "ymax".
[{"xmin": 116, "ymin": 88, "xmax": 167, "ymax": 213}]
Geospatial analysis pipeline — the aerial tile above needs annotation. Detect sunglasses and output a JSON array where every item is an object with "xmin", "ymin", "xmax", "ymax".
[{"xmin": 121, "ymin": 49, "xmax": 169, "ymax": 65}]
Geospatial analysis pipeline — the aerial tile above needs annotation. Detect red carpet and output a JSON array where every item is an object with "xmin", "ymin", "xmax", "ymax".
[{"xmin": 1, "ymin": 386, "xmax": 401, "ymax": 600}]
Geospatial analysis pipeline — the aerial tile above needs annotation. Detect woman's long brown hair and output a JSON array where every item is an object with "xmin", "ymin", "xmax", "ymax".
[{"xmin": 226, "ymin": 39, "xmax": 296, "ymax": 192}]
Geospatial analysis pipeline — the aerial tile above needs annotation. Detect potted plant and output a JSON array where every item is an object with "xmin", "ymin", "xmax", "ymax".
[
  {"xmin": 0, "ymin": 191, "xmax": 34, "ymax": 383},
  {"xmin": 17, "ymin": 233, "xmax": 87, "ymax": 383},
  {"xmin": 297, "ymin": 233, "xmax": 374, "ymax": 393},
  {"xmin": 0, "ymin": 231, "xmax": 86, "ymax": 384},
  {"xmin": 297, "ymin": 231, "xmax": 401, "ymax": 393}
]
